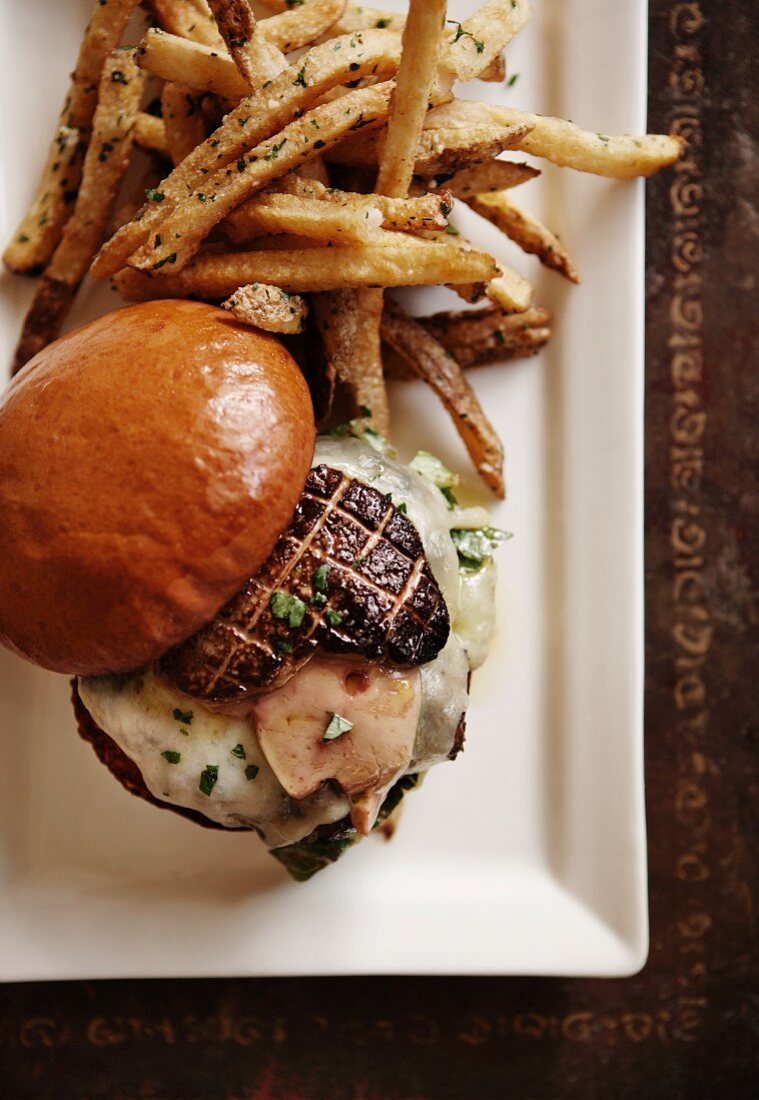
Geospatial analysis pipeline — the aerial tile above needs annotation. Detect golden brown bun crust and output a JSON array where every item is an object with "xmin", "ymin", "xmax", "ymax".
[
  {"xmin": 0, "ymin": 301, "xmax": 315, "ymax": 674},
  {"xmin": 72, "ymin": 681, "xmax": 229, "ymax": 830}
]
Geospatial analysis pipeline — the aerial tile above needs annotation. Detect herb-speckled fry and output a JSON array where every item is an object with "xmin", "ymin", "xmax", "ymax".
[
  {"xmin": 13, "ymin": 51, "xmax": 144, "ymax": 371},
  {"xmin": 468, "ymin": 191, "xmax": 580, "ymax": 283},
  {"xmin": 144, "ymin": 0, "xmax": 225, "ymax": 47},
  {"xmin": 429, "ymin": 101, "xmax": 684, "ymax": 178},
  {"xmin": 418, "ymin": 159, "xmax": 539, "ymax": 198},
  {"xmin": 113, "ymin": 235, "xmax": 501, "ymax": 298},
  {"xmin": 328, "ymin": 121, "xmax": 534, "ymax": 175},
  {"xmin": 381, "ymin": 299, "xmax": 506, "ymax": 498},
  {"xmin": 385, "ymin": 305, "xmax": 552, "ymax": 373},
  {"xmin": 91, "ymin": 29, "xmax": 403, "ymax": 279},
  {"xmin": 3, "ymin": 0, "xmax": 139, "ymax": 274},
  {"xmin": 442, "ymin": 0, "xmax": 532, "ymax": 83},
  {"xmin": 129, "ymin": 81, "xmax": 395, "ymax": 272},
  {"xmin": 207, "ymin": 0, "xmax": 287, "ymax": 88},
  {"xmin": 133, "ymin": 113, "xmax": 171, "ymax": 158},
  {"xmin": 137, "ymin": 28, "xmax": 251, "ymax": 98},
  {"xmin": 223, "ymin": 189, "xmax": 452, "ymax": 244},
  {"xmin": 161, "ymin": 83, "xmax": 208, "ymax": 166}
]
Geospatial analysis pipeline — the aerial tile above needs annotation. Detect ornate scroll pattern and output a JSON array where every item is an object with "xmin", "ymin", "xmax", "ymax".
[{"xmin": 667, "ymin": 1, "xmax": 711, "ymax": 1040}]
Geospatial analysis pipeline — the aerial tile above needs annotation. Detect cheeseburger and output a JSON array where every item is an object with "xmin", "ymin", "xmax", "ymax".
[{"xmin": 0, "ymin": 300, "xmax": 502, "ymax": 879}]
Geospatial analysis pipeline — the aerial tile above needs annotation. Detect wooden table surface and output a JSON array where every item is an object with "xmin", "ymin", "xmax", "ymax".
[{"xmin": 2, "ymin": 2, "xmax": 757, "ymax": 1096}]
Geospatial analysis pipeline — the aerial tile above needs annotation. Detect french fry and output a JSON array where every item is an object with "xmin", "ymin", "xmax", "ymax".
[
  {"xmin": 328, "ymin": 5, "xmax": 405, "ymax": 34},
  {"xmin": 468, "ymin": 191, "xmax": 580, "ymax": 283},
  {"xmin": 111, "ymin": 167, "xmax": 167, "ymax": 236},
  {"xmin": 145, "ymin": 0, "xmax": 224, "ymax": 47},
  {"xmin": 442, "ymin": 0, "xmax": 532, "ymax": 83},
  {"xmin": 91, "ymin": 29, "xmax": 403, "ymax": 279},
  {"xmin": 301, "ymin": 314, "xmax": 337, "ymax": 425},
  {"xmin": 259, "ymin": 0, "xmax": 347, "ymax": 53},
  {"xmin": 430, "ymin": 101, "xmax": 684, "ymax": 178},
  {"xmin": 328, "ymin": 121, "xmax": 533, "ymax": 175},
  {"xmin": 206, "ymin": 0, "xmax": 287, "ymax": 88},
  {"xmin": 223, "ymin": 193, "xmax": 382, "ymax": 244},
  {"xmin": 221, "ymin": 190, "xmax": 451, "ymax": 245},
  {"xmin": 2, "ymin": 128, "xmax": 84, "ymax": 276},
  {"xmin": 413, "ymin": 123, "xmax": 533, "ymax": 178},
  {"xmin": 351, "ymin": 0, "xmax": 446, "ymax": 435},
  {"xmin": 3, "ymin": 0, "xmax": 138, "ymax": 273},
  {"xmin": 130, "ymin": 81, "xmax": 396, "ymax": 272},
  {"xmin": 161, "ymin": 84, "xmax": 208, "ymax": 165},
  {"xmin": 419, "ymin": 159, "xmax": 539, "ymax": 197},
  {"xmin": 218, "ymin": 0, "xmax": 347, "ymax": 52},
  {"xmin": 222, "ymin": 282, "xmax": 307, "ymax": 333},
  {"xmin": 113, "ymin": 236, "xmax": 501, "ymax": 298},
  {"xmin": 381, "ymin": 299, "xmax": 505, "ymax": 497},
  {"xmin": 350, "ymin": 288, "xmax": 388, "ymax": 430},
  {"xmin": 136, "ymin": 29, "xmax": 251, "ymax": 99},
  {"xmin": 134, "ymin": 113, "xmax": 171, "ymax": 158},
  {"xmin": 312, "ymin": 290, "xmax": 388, "ymax": 426},
  {"xmin": 389, "ymin": 304, "xmax": 552, "ymax": 371},
  {"xmin": 375, "ymin": 0, "xmax": 446, "ymax": 199},
  {"xmin": 13, "ymin": 52, "xmax": 144, "ymax": 371}
]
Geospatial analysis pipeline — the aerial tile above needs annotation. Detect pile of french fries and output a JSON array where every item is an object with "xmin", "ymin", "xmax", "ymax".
[{"xmin": 3, "ymin": 0, "xmax": 683, "ymax": 497}]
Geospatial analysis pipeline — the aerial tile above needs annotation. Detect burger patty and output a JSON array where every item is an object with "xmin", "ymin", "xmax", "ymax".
[{"xmin": 160, "ymin": 465, "xmax": 450, "ymax": 704}]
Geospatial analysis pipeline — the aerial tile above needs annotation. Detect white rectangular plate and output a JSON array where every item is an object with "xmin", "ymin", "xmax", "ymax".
[{"xmin": 0, "ymin": 0, "xmax": 647, "ymax": 978}]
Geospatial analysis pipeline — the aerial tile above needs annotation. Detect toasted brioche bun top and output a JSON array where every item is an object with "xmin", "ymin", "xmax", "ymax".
[{"xmin": 0, "ymin": 300, "xmax": 315, "ymax": 675}]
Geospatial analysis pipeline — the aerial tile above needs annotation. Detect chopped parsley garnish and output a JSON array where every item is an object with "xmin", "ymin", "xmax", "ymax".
[
  {"xmin": 270, "ymin": 590, "xmax": 306, "ymax": 628},
  {"xmin": 172, "ymin": 707, "xmax": 193, "ymax": 725},
  {"xmin": 264, "ymin": 138, "xmax": 287, "ymax": 161},
  {"xmin": 358, "ymin": 405, "xmax": 372, "ymax": 417},
  {"xmin": 111, "ymin": 70, "xmax": 128, "ymax": 84},
  {"xmin": 145, "ymin": 188, "xmax": 165, "ymax": 202},
  {"xmin": 245, "ymin": 764, "xmax": 260, "ymax": 781},
  {"xmin": 152, "ymin": 252, "xmax": 177, "ymax": 269},
  {"xmin": 275, "ymin": 638, "xmax": 294, "ymax": 654},
  {"xmin": 161, "ymin": 750, "xmax": 181, "ymax": 764},
  {"xmin": 323, "ymin": 712, "xmax": 354, "ymax": 742},
  {"xmin": 411, "ymin": 451, "xmax": 459, "ymax": 509},
  {"xmin": 450, "ymin": 527, "xmax": 511, "ymax": 570},
  {"xmin": 447, "ymin": 19, "xmax": 485, "ymax": 53},
  {"xmin": 199, "ymin": 765, "xmax": 219, "ymax": 796},
  {"xmin": 237, "ymin": 157, "xmax": 246, "ymax": 171},
  {"xmin": 376, "ymin": 17, "xmax": 390, "ymax": 28},
  {"xmin": 397, "ymin": 502, "xmax": 408, "ymax": 514},
  {"xmin": 312, "ymin": 563, "xmax": 329, "ymax": 592},
  {"xmin": 507, "ymin": 73, "xmax": 520, "ymax": 87},
  {"xmin": 231, "ymin": 744, "xmax": 246, "ymax": 759},
  {"xmin": 410, "ymin": 451, "xmax": 457, "ymax": 490},
  {"xmin": 293, "ymin": 65, "xmax": 307, "ymax": 88},
  {"xmin": 324, "ymin": 608, "xmax": 343, "ymax": 628}
]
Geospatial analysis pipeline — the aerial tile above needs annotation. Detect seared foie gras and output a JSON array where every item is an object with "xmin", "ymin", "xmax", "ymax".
[{"xmin": 160, "ymin": 465, "xmax": 450, "ymax": 703}]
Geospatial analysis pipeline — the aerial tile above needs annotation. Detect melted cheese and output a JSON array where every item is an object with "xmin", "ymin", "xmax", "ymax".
[
  {"xmin": 253, "ymin": 656, "xmax": 420, "ymax": 834},
  {"xmin": 78, "ymin": 438, "xmax": 495, "ymax": 848}
]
